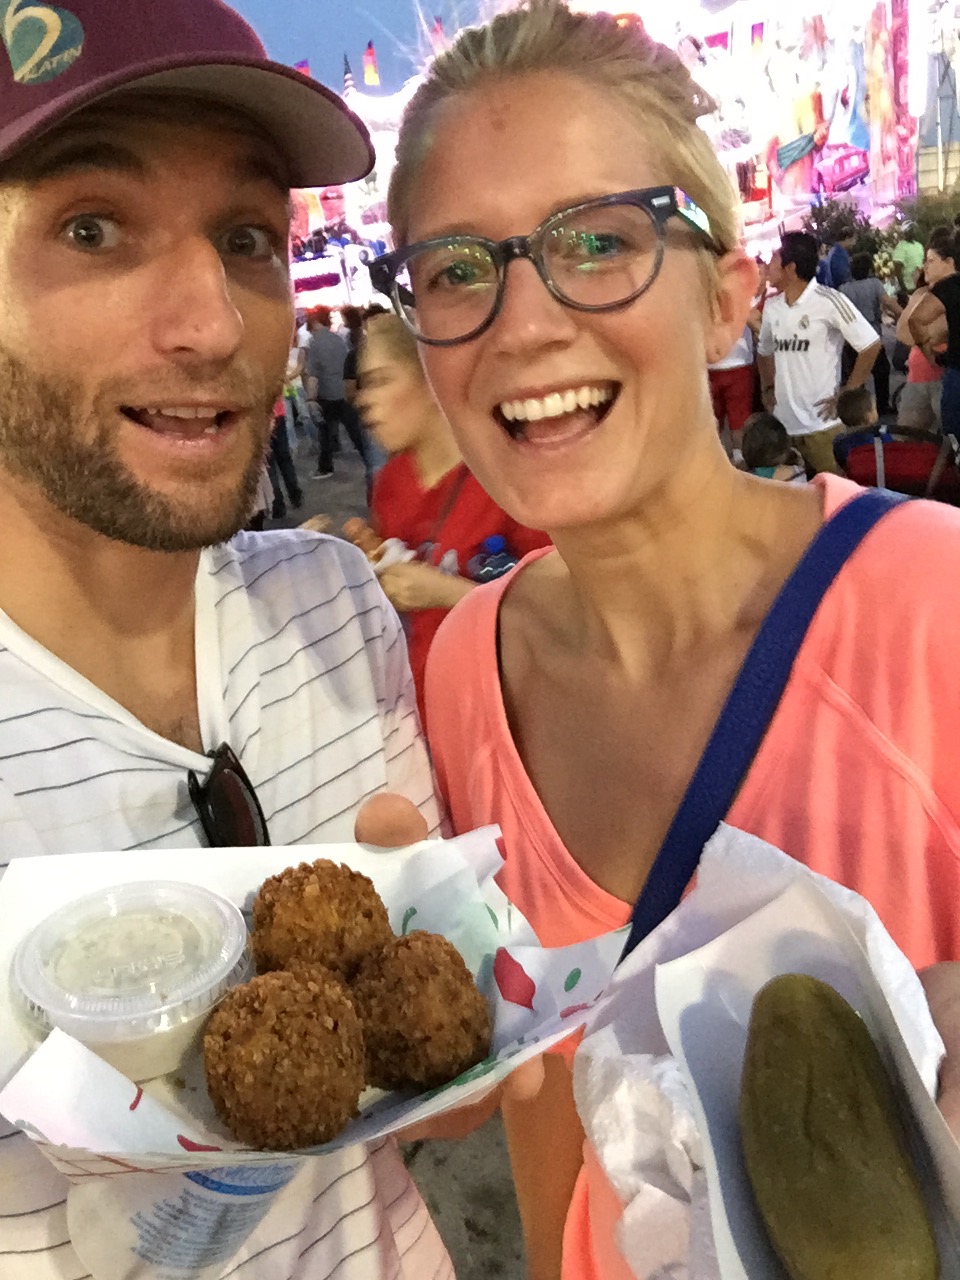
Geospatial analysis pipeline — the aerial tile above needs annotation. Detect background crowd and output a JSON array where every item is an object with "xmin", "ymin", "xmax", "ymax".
[{"xmin": 710, "ymin": 218, "xmax": 960, "ymax": 491}]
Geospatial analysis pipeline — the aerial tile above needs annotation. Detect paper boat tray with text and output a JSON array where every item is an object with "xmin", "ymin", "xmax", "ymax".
[{"xmin": 0, "ymin": 830, "xmax": 626, "ymax": 1176}]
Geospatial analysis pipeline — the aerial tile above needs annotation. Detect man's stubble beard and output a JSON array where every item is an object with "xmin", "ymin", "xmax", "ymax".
[{"xmin": 0, "ymin": 345, "xmax": 280, "ymax": 552}]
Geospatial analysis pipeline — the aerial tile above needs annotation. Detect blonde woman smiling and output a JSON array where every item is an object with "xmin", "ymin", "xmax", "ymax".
[{"xmin": 371, "ymin": 4, "xmax": 960, "ymax": 1276}]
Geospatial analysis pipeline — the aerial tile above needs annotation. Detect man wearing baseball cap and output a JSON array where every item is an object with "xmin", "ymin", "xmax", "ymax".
[{"xmin": 0, "ymin": 2, "xmax": 454, "ymax": 1277}]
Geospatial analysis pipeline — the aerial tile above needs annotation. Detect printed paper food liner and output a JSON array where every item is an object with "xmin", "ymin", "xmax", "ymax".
[
  {"xmin": 0, "ymin": 829, "xmax": 626, "ymax": 1280},
  {"xmin": 574, "ymin": 823, "xmax": 960, "ymax": 1279}
]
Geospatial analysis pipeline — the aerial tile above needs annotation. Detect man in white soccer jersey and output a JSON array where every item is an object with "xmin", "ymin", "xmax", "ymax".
[
  {"xmin": 0, "ymin": 3, "xmax": 464, "ymax": 1278},
  {"xmin": 758, "ymin": 231, "xmax": 881, "ymax": 475}
]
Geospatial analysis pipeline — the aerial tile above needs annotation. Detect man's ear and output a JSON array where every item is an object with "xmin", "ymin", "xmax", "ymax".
[{"xmin": 705, "ymin": 251, "xmax": 759, "ymax": 366}]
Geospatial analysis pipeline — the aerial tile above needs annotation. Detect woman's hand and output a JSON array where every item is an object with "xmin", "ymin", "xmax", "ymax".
[
  {"xmin": 378, "ymin": 562, "xmax": 474, "ymax": 611},
  {"xmin": 392, "ymin": 1057, "xmax": 545, "ymax": 1142},
  {"xmin": 353, "ymin": 791, "xmax": 546, "ymax": 1141},
  {"xmin": 920, "ymin": 963, "xmax": 960, "ymax": 1138}
]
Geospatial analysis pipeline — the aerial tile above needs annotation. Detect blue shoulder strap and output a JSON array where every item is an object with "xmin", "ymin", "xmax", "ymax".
[{"xmin": 620, "ymin": 488, "xmax": 905, "ymax": 961}]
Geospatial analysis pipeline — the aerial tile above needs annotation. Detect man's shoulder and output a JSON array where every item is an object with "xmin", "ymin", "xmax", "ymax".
[
  {"xmin": 208, "ymin": 529, "xmax": 375, "ymax": 601},
  {"xmin": 313, "ymin": 326, "xmax": 345, "ymax": 347},
  {"xmin": 808, "ymin": 283, "xmax": 862, "ymax": 321},
  {"xmin": 307, "ymin": 326, "xmax": 333, "ymax": 350},
  {"xmin": 840, "ymin": 278, "xmax": 882, "ymax": 301}
]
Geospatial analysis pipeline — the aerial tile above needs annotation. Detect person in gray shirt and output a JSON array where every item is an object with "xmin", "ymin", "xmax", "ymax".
[
  {"xmin": 304, "ymin": 307, "xmax": 370, "ymax": 477},
  {"xmin": 840, "ymin": 252, "xmax": 901, "ymax": 416}
]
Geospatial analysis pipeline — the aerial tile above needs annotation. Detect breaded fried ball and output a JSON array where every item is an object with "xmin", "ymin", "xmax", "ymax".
[
  {"xmin": 352, "ymin": 932, "xmax": 492, "ymax": 1090},
  {"xmin": 252, "ymin": 858, "xmax": 393, "ymax": 979},
  {"xmin": 204, "ymin": 967, "xmax": 364, "ymax": 1149}
]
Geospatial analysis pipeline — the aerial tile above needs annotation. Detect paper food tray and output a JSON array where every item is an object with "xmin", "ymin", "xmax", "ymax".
[
  {"xmin": 655, "ymin": 876, "xmax": 960, "ymax": 1279},
  {"xmin": 0, "ymin": 831, "xmax": 627, "ymax": 1175}
]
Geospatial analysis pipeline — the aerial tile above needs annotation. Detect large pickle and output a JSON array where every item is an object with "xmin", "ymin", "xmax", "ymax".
[{"xmin": 739, "ymin": 973, "xmax": 938, "ymax": 1280}]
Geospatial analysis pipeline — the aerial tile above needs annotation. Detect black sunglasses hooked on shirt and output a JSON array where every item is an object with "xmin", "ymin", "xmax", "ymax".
[{"xmin": 187, "ymin": 742, "xmax": 271, "ymax": 847}]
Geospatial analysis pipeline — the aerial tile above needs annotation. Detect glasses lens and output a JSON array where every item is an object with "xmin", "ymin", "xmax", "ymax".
[
  {"xmin": 207, "ymin": 767, "xmax": 268, "ymax": 846},
  {"xmin": 190, "ymin": 748, "xmax": 270, "ymax": 847},
  {"xmin": 403, "ymin": 239, "xmax": 499, "ymax": 343},
  {"xmin": 541, "ymin": 202, "xmax": 660, "ymax": 308}
]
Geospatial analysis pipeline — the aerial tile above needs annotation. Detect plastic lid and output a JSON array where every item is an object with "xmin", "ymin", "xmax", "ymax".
[
  {"xmin": 13, "ymin": 881, "xmax": 250, "ymax": 1044},
  {"xmin": 482, "ymin": 535, "xmax": 507, "ymax": 554}
]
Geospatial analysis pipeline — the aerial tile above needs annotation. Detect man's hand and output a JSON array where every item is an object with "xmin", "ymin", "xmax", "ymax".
[
  {"xmin": 352, "ymin": 792, "xmax": 546, "ymax": 1140},
  {"xmin": 378, "ymin": 562, "xmax": 473, "ymax": 612},
  {"xmin": 920, "ymin": 963, "xmax": 960, "ymax": 1139},
  {"xmin": 815, "ymin": 392, "xmax": 840, "ymax": 422}
]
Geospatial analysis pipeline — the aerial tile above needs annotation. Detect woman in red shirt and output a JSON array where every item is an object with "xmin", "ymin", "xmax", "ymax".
[{"xmin": 355, "ymin": 314, "xmax": 550, "ymax": 724}]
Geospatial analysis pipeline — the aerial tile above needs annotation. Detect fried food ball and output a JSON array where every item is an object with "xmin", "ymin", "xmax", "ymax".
[
  {"xmin": 204, "ymin": 967, "xmax": 364, "ymax": 1149},
  {"xmin": 252, "ymin": 858, "xmax": 393, "ymax": 979},
  {"xmin": 351, "ymin": 932, "xmax": 492, "ymax": 1090}
]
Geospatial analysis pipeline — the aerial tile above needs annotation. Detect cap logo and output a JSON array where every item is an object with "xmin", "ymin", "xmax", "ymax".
[{"xmin": 2, "ymin": 0, "xmax": 84, "ymax": 86}]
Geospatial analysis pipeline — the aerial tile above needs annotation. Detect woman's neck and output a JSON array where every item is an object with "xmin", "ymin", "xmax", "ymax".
[{"xmin": 547, "ymin": 454, "xmax": 822, "ymax": 679}]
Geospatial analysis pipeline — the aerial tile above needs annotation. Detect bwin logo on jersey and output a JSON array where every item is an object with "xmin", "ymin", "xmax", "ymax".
[
  {"xmin": 1, "ymin": 0, "xmax": 84, "ymax": 85},
  {"xmin": 773, "ymin": 336, "xmax": 811, "ymax": 352}
]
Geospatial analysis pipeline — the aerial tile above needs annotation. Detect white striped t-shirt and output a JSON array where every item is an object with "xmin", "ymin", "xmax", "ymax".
[{"xmin": 0, "ymin": 530, "xmax": 451, "ymax": 1280}]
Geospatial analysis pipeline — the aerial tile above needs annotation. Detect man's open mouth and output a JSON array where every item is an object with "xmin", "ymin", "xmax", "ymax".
[
  {"xmin": 121, "ymin": 406, "xmax": 238, "ymax": 437},
  {"xmin": 493, "ymin": 383, "xmax": 620, "ymax": 441}
]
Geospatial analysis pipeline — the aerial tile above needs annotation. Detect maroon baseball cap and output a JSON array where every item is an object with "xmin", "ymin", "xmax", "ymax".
[{"xmin": 0, "ymin": 0, "xmax": 373, "ymax": 186}]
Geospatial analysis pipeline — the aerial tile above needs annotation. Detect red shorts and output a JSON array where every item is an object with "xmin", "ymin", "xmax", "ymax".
[{"xmin": 709, "ymin": 364, "xmax": 755, "ymax": 433}]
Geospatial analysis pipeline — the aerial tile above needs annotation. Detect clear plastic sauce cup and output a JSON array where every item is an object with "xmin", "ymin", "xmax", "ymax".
[{"xmin": 13, "ymin": 881, "xmax": 251, "ymax": 1082}]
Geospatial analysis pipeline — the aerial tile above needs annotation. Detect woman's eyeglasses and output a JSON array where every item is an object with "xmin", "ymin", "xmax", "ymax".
[
  {"xmin": 369, "ymin": 186, "xmax": 723, "ymax": 348},
  {"xmin": 187, "ymin": 742, "xmax": 271, "ymax": 847}
]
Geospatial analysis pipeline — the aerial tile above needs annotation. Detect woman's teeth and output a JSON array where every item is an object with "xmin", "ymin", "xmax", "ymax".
[{"xmin": 499, "ymin": 385, "xmax": 612, "ymax": 423}]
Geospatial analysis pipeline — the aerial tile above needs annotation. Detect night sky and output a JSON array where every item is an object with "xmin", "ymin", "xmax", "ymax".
[{"xmin": 230, "ymin": 0, "xmax": 480, "ymax": 95}]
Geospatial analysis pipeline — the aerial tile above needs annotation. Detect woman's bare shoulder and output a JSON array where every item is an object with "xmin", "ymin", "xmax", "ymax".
[{"xmin": 500, "ymin": 548, "xmax": 568, "ymax": 624}]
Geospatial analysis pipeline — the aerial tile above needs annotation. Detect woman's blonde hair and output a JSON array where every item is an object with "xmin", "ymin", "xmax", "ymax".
[
  {"xmin": 359, "ymin": 311, "xmax": 424, "ymax": 374},
  {"xmin": 388, "ymin": 0, "xmax": 739, "ymax": 265}
]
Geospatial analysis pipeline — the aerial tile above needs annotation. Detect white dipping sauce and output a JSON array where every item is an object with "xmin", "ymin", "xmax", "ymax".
[{"xmin": 13, "ymin": 881, "xmax": 251, "ymax": 1082}]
